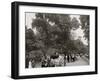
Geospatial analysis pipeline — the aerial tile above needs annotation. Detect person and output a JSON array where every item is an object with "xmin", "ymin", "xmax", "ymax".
[
  {"xmin": 29, "ymin": 59, "xmax": 32, "ymax": 68},
  {"xmin": 71, "ymin": 53, "xmax": 75, "ymax": 62},
  {"xmin": 47, "ymin": 56, "xmax": 51, "ymax": 67},
  {"xmin": 67, "ymin": 54, "xmax": 71, "ymax": 62},
  {"xmin": 41, "ymin": 59, "xmax": 47, "ymax": 67},
  {"xmin": 59, "ymin": 55, "xmax": 64, "ymax": 66},
  {"xmin": 31, "ymin": 59, "xmax": 35, "ymax": 68},
  {"xmin": 66, "ymin": 55, "xmax": 68, "ymax": 62},
  {"xmin": 64, "ymin": 54, "xmax": 66, "ymax": 66},
  {"xmin": 67, "ymin": 54, "xmax": 69, "ymax": 63},
  {"xmin": 67, "ymin": 51, "xmax": 71, "ymax": 63},
  {"xmin": 25, "ymin": 54, "xmax": 29, "ymax": 68},
  {"xmin": 50, "ymin": 58, "xmax": 55, "ymax": 67}
]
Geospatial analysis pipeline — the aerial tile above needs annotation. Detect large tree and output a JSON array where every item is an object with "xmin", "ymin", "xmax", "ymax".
[
  {"xmin": 32, "ymin": 13, "xmax": 73, "ymax": 53},
  {"xmin": 80, "ymin": 15, "xmax": 89, "ymax": 42},
  {"xmin": 31, "ymin": 13, "xmax": 81, "ymax": 66}
]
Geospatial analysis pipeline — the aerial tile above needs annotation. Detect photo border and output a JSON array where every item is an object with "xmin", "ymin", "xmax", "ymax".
[{"xmin": 11, "ymin": 1, "xmax": 98, "ymax": 79}]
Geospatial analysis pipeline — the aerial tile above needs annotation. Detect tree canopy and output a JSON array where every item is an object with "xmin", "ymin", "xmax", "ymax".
[
  {"xmin": 80, "ymin": 15, "xmax": 89, "ymax": 42},
  {"xmin": 26, "ymin": 13, "xmax": 89, "ymax": 59}
]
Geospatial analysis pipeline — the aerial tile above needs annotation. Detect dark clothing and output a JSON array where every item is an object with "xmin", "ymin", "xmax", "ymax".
[
  {"xmin": 67, "ymin": 55, "xmax": 69, "ymax": 62},
  {"xmin": 50, "ymin": 55, "xmax": 59, "ymax": 59},
  {"xmin": 41, "ymin": 60, "xmax": 48, "ymax": 67},
  {"xmin": 25, "ymin": 58, "xmax": 29, "ymax": 68}
]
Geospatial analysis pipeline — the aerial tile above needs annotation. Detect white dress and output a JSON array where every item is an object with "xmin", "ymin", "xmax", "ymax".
[{"xmin": 29, "ymin": 61, "xmax": 32, "ymax": 68}]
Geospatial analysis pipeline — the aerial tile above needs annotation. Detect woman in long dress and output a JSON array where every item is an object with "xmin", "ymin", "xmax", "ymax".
[{"xmin": 29, "ymin": 60, "xmax": 32, "ymax": 68}]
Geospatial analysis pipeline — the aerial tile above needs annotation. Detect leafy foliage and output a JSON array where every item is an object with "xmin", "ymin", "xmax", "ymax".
[
  {"xmin": 31, "ymin": 13, "xmax": 81, "ymax": 55},
  {"xmin": 26, "ymin": 13, "xmax": 89, "ymax": 65},
  {"xmin": 80, "ymin": 15, "xmax": 89, "ymax": 42}
]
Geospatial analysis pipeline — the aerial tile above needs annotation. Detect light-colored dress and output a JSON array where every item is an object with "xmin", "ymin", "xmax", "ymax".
[{"xmin": 29, "ymin": 61, "xmax": 32, "ymax": 68}]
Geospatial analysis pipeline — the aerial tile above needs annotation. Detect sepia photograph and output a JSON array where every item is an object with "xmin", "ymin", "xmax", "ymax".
[
  {"xmin": 25, "ymin": 13, "xmax": 90, "ymax": 68},
  {"xmin": 11, "ymin": 2, "xmax": 97, "ymax": 79}
]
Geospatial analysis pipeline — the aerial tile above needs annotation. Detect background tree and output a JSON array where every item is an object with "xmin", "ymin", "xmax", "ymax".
[
  {"xmin": 79, "ymin": 15, "xmax": 89, "ymax": 58},
  {"xmin": 71, "ymin": 17, "xmax": 80, "ymax": 30},
  {"xmin": 31, "ymin": 13, "xmax": 81, "ymax": 66},
  {"xmin": 80, "ymin": 15, "xmax": 89, "ymax": 42}
]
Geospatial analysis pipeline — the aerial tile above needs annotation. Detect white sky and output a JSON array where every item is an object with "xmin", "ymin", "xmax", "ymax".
[
  {"xmin": 70, "ymin": 15, "xmax": 88, "ymax": 45},
  {"xmin": 70, "ymin": 15, "xmax": 80, "ymax": 23},
  {"xmin": 25, "ymin": 13, "xmax": 88, "ymax": 45},
  {"xmin": 25, "ymin": 13, "xmax": 35, "ymax": 29},
  {"xmin": 70, "ymin": 26, "xmax": 88, "ymax": 45}
]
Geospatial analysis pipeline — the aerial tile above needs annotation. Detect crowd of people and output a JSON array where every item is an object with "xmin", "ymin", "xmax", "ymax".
[
  {"xmin": 26, "ymin": 52, "xmax": 80, "ymax": 68},
  {"xmin": 41, "ymin": 52, "xmax": 77, "ymax": 67},
  {"xmin": 41, "ymin": 53, "xmax": 63, "ymax": 67}
]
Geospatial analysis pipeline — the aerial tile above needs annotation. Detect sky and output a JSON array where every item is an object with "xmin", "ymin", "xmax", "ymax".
[
  {"xmin": 25, "ymin": 13, "xmax": 36, "ymax": 29},
  {"xmin": 70, "ymin": 15, "xmax": 88, "ymax": 45},
  {"xmin": 25, "ymin": 13, "xmax": 88, "ymax": 45}
]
